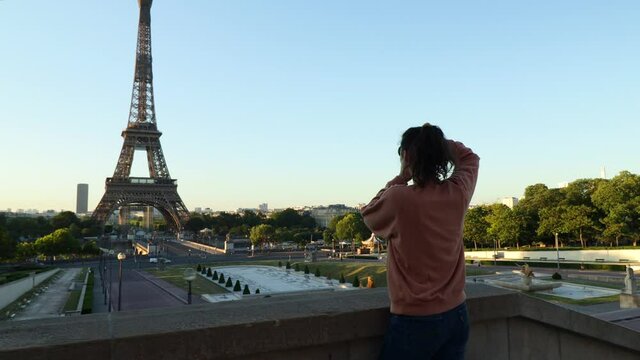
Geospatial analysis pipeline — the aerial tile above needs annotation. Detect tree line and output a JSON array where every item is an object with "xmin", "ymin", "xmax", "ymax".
[
  {"xmin": 185, "ymin": 208, "xmax": 371, "ymax": 248},
  {"xmin": 464, "ymin": 171, "xmax": 640, "ymax": 249},
  {"xmin": 0, "ymin": 211, "xmax": 101, "ymax": 261}
]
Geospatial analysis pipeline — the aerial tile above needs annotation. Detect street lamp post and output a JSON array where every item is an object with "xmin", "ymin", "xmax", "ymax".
[
  {"xmin": 183, "ymin": 268, "xmax": 196, "ymax": 305},
  {"xmin": 555, "ymin": 232, "xmax": 560, "ymax": 270},
  {"xmin": 117, "ymin": 252, "xmax": 126, "ymax": 311}
]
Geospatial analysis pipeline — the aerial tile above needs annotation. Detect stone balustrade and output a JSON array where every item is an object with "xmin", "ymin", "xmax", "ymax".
[{"xmin": 1, "ymin": 283, "xmax": 639, "ymax": 359}]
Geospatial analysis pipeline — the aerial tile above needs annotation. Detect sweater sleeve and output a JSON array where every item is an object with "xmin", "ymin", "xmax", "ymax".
[
  {"xmin": 360, "ymin": 175, "xmax": 406, "ymax": 239},
  {"xmin": 448, "ymin": 140, "xmax": 480, "ymax": 203}
]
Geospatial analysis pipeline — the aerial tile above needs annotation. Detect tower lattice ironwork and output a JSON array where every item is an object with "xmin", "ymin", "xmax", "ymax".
[{"xmin": 93, "ymin": 0, "xmax": 189, "ymax": 231}]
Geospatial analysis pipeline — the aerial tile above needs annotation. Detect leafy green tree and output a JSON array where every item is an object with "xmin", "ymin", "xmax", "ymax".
[
  {"xmin": 335, "ymin": 213, "xmax": 370, "ymax": 250},
  {"xmin": 516, "ymin": 184, "xmax": 564, "ymax": 242},
  {"xmin": 562, "ymin": 205, "xmax": 598, "ymax": 247},
  {"xmin": 592, "ymin": 172, "xmax": 640, "ymax": 246},
  {"xmin": 537, "ymin": 206, "xmax": 567, "ymax": 242},
  {"xmin": 487, "ymin": 204, "xmax": 524, "ymax": 248},
  {"xmin": 35, "ymin": 228, "xmax": 80, "ymax": 257},
  {"xmin": 81, "ymin": 240, "xmax": 101, "ymax": 255},
  {"xmin": 241, "ymin": 210, "xmax": 265, "ymax": 227},
  {"xmin": 184, "ymin": 216, "xmax": 205, "ymax": 233},
  {"xmin": 270, "ymin": 208, "xmax": 304, "ymax": 228},
  {"xmin": 249, "ymin": 224, "xmax": 275, "ymax": 247},
  {"xmin": 463, "ymin": 205, "xmax": 491, "ymax": 249},
  {"xmin": 51, "ymin": 211, "xmax": 79, "ymax": 230},
  {"xmin": 15, "ymin": 241, "xmax": 37, "ymax": 260},
  {"xmin": 0, "ymin": 228, "xmax": 16, "ymax": 260},
  {"xmin": 274, "ymin": 228, "xmax": 295, "ymax": 244}
]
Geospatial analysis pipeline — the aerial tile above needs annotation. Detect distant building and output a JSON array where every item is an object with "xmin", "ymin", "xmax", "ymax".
[
  {"xmin": 76, "ymin": 184, "xmax": 89, "ymax": 214},
  {"xmin": 309, "ymin": 204, "xmax": 356, "ymax": 228},
  {"xmin": 258, "ymin": 203, "xmax": 268, "ymax": 213},
  {"xmin": 501, "ymin": 197, "xmax": 519, "ymax": 209},
  {"xmin": 194, "ymin": 207, "xmax": 202, "ymax": 213}
]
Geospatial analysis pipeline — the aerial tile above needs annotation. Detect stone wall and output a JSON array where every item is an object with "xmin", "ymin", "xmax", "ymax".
[
  {"xmin": 0, "ymin": 269, "xmax": 59, "ymax": 310},
  {"xmin": 1, "ymin": 284, "xmax": 639, "ymax": 360}
]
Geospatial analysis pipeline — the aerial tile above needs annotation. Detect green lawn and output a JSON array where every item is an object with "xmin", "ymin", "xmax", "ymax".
[
  {"xmin": 527, "ymin": 292, "xmax": 619, "ymax": 306},
  {"xmin": 145, "ymin": 267, "xmax": 229, "ymax": 295}
]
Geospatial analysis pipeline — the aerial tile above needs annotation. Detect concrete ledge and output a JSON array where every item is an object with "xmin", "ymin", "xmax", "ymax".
[{"xmin": 1, "ymin": 284, "xmax": 639, "ymax": 359}]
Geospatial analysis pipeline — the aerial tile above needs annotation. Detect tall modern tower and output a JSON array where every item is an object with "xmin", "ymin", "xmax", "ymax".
[
  {"xmin": 76, "ymin": 184, "xmax": 89, "ymax": 214},
  {"xmin": 92, "ymin": 0, "xmax": 189, "ymax": 232}
]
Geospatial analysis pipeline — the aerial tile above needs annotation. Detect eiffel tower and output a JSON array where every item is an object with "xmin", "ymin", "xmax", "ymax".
[{"xmin": 93, "ymin": 0, "xmax": 189, "ymax": 232}]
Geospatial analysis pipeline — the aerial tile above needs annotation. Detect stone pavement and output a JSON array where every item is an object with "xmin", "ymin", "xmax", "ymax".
[{"xmin": 13, "ymin": 268, "xmax": 81, "ymax": 321}]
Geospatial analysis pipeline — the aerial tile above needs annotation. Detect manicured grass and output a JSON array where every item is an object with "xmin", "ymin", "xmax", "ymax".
[
  {"xmin": 82, "ymin": 270, "xmax": 94, "ymax": 314},
  {"xmin": 559, "ymin": 278, "xmax": 623, "ymax": 290},
  {"xmin": 63, "ymin": 289, "xmax": 82, "ymax": 312},
  {"xmin": 527, "ymin": 292, "xmax": 619, "ymax": 306},
  {"xmin": 145, "ymin": 267, "xmax": 229, "ymax": 295}
]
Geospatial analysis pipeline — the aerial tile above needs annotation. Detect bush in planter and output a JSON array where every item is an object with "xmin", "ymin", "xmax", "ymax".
[
  {"xmin": 352, "ymin": 275, "xmax": 360, "ymax": 288},
  {"xmin": 278, "ymin": 261, "xmax": 282, "ymax": 268},
  {"xmin": 207, "ymin": 268, "xmax": 212, "ymax": 277},
  {"xmin": 213, "ymin": 271, "xmax": 218, "ymax": 280},
  {"xmin": 552, "ymin": 272, "xmax": 562, "ymax": 280},
  {"xmin": 304, "ymin": 265, "xmax": 310, "ymax": 274},
  {"xmin": 225, "ymin": 277, "xmax": 233, "ymax": 287},
  {"xmin": 286, "ymin": 262, "xmax": 291, "ymax": 269},
  {"xmin": 339, "ymin": 273, "xmax": 346, "ymax": 284},
  {"xmin": 196, "ymin": 264, "xmax": 202, "ymax": 272},
  {"xmin": 294, "ymin": 263, "xmax": 300, "ymax": 271},
  {"xmin": 233, "ymin": 280, "xmax": 242, "ymax": 291},
  {"xmin": 243, "ymin": 285, "xmax": 250, "ymax": 294},
  {"xmin": 255, "ymin": 288, "xmax": 260, "ymax": 294},
  {"xmin": 218, "ymin": 273, "xmax": 225, "ymax": 283},
  {"xmin": 201, "ymin": 267, "xmax": 207, "ymax": 274},
  {"xmin": 315, "ymin": 268, "xmax": 320, "ymax": 277}
]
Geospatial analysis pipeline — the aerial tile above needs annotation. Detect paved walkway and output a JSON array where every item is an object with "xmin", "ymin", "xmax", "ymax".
[{"xmin": 13, "ymin": 268, "xmax": 81, "ymax": 321}]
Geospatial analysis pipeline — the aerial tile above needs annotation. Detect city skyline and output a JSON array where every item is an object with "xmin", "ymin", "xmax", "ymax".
[{"xmin": 1, "ymin": 1, "xmax": 639, "ymax": 212}]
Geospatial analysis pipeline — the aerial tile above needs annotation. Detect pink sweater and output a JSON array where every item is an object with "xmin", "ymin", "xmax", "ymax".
[{"xmin": 361, "ymin": 141, "xmax": 479, "ymax": 316}]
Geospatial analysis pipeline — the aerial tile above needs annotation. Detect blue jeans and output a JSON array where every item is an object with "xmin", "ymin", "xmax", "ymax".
[{"xmin": 379, "ymin": 302, "xmax": 469, "ymax": 360}]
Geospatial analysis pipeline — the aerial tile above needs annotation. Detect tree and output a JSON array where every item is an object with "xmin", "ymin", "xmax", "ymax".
[
  {"xmin": 463, "ymin": 205, "xmax": 491, "ymax": 249},
  {"xmin": 243, "ymin": 285, "xmax": 250, "ymax": 294},
  {"xmin": 516, "ymin": 184, "xmax": 564, "ymax": 242},
  {"xmin": 233, "ymin": 280, "xmax": 241, "ymax": 291},
  {"xmin": 537, "ymin": 206, "xmax": 567, "ymax": 242},
  {"xmin": 184, "ymin": 216, "xmax": 205, "ymax": 233},
  {"xmin": 249, "ymin": 224, "xmax": 275, "ymax": 247},
  {"xmin": 0, "ymin": 228, "xmax": 16, "ymax": 260},
  {"xmin": 34, "ymin": 228, "xmax": 80, "ymax": 257},
  {"xmin": 270, "ymin": 209, "xmax": 304, "ymax": 228},
  {"xmin": 241, "ymin": 210, "xmax": 264, "ymax": 227},
  {"xmin": 562, "ymin": 205, "xmax": 597, "ymax": 247},
  {"xmin": 15, "ymin": 241, "xmax": 36, "ymax": 260},
  {"xmin": 486, "ymin": 204, "xmax": 524, "ymax": 248},
  {"xmin": 592, "ymin": 172, "xmax": 640, "ymax": 246},
  {"xmin": 335, "ymin": 213, "xmax": 370, "ymax": 251},
  {"xmin": 81, "ymin": 240, "xmax": 100, "ymax": 256},
  {"xmin": 50, "ymin": 211, "xmax": 79, "ymax": 230}
]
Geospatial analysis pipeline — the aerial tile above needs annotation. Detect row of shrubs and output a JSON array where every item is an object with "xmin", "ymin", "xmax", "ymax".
[
  {"xmin": 195, "ymin": 263, "xmax": 371, "ymax": 289},
  {"xmin": 277, "ymin": 261, "xmax": 369, "ymax": 288},
  {"xmin": 196, "ymin": 265, "xmax": 257, "ymax": 295}
]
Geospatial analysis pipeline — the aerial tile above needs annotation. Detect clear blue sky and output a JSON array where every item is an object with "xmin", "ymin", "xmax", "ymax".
[{"xmin": 1, "ymin": 1, "xmax": 639, "ymax": 212}]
